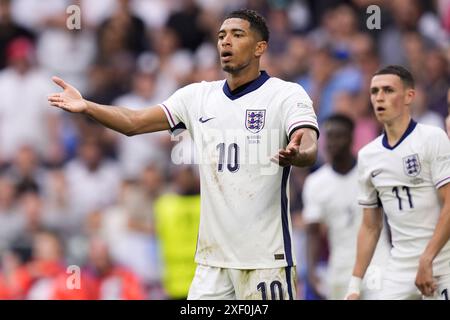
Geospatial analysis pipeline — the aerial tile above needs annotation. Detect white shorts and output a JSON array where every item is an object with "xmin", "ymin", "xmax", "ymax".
[
  {"xmin": 361, "ymin": 264, "xmax": 385, "ymax": 300},
  {"xmin": 380, "ymin": 273, "xmax": 450, "ymax": 300},
  {"xmin": 187, "ymin": 264, "xmax": 297, "ymax": 300}
]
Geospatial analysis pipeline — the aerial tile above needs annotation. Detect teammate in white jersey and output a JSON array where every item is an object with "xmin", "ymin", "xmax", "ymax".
[
  {"xmin": 345, "ymin": 65, "xmax": 450, "ymax": 300},
  {"xmin": 48, "ymin": 9, "xmax": 319, "ymax": 300},
  {"xmin": 303, "ymin": 114, "xmax": 390, "ymax": 300}
]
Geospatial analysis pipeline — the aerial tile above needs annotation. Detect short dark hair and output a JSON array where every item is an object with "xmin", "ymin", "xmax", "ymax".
[
  {"xmin": 325, "ymin": 113, "xmax": 355, "ymax": 133},
  {"xmin": 225, "ymin": 9, "xmax": 269, "ymax": 42},
  {"xmin": 373, "ymin": 65, "xmax": 415, "ymax": 89}
]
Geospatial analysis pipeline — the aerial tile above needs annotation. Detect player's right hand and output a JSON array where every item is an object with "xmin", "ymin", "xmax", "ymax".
[{"xmin": 48, "ymin": 76, "xmax": 88, "ymax": 113}]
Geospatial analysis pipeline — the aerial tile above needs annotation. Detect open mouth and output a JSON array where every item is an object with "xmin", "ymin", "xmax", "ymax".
[
  {"xmin": 221, "ymin": 51, "xmax": 233, "ymax": 61},
  {"xmin": 376, "ymin": 107, "xmax": 386, "ymax": 112}
]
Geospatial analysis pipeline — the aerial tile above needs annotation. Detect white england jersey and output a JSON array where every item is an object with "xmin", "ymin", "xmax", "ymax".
[
  {"xmin": 303, "ymin": 164, "xmax": 390, "ymax": 286},
  {"xmin": 358, "ymin": 120, "xmax": 450, "ymax": 278},
  {"xmin": 160, "ymin": 71, "xmax": 319, "ymax": 269}
]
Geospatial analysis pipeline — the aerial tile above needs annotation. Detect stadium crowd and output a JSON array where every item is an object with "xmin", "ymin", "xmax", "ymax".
[{"xmin": 0, "ymin": 0, "xmax": 449, "ymax": 299}]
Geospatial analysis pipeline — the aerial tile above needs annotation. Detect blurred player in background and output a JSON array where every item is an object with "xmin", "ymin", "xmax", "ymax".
[
  {"xmin": 48, "ymin": 9, "xmax": 319, "ymax": 300},
  {"xmin": 346, "ymin": 65, "xmax": 450, "ymax": 300},
  {"xmin": 153, "ymin": 165, "xmax": 200, "ymax": 299},
  {"xmin": 303, "ymin": 113, "xmax": 390, "ymax": 299}
]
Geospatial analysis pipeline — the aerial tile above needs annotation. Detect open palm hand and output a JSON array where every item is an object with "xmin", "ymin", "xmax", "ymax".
[{"xmin": 48, "ymin": 76, "xmax": 87, "ymax": 113}]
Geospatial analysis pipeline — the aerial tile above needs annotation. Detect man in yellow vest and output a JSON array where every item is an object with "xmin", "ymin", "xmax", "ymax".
[{"xmin": 154, "ymin": 165, "xmax": 200, "ymax": 299}]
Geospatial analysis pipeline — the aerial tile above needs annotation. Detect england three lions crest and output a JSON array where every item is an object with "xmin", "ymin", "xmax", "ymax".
[
  {"xmin": 245, "ymin": 110, "xmax": 266, "ymax": 133},
  {"xmin": 403, "ymin": 154, "xmax": 421, "ymax": 177}
]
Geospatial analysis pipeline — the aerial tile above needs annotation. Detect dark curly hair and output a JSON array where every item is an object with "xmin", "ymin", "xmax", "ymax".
[{"xmin": 224, "ymin": 9, "xmax": 269, "ymax": 42}]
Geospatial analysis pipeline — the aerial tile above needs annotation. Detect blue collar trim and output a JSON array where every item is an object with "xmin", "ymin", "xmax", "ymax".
[
  {"xmin": 222, "ymin": 71, "xmax": 270, "ymax": 100},
  {"xmin": 382, "ymin": 119, "xmax": 417, "ymax": 150}
]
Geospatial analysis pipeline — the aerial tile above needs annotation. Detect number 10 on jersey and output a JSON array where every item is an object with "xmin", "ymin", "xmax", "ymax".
[{"xmin": 217, "ymin": 143, "xmax": 240, "ymax": 172}]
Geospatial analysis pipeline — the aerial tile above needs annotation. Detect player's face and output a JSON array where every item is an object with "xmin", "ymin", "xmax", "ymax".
[
  {"xmin": 217, "ymin": 18, "xmax": 266, "ymax": 74},
  {"xmin": 325, "ymin": 122, "xmax": 352, "ymax": 160},
  {"xmin": 370, "ymin": 74, "xmax": 414, "ymax": 124}
]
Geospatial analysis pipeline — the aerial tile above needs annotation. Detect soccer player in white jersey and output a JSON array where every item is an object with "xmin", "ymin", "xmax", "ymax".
[
  {"xmin": 48, "ymin": 9, "xmax": 319, "ymax": 300},
  {"xmin": 303, "ymin": 114, "xmax": 390, "ymax": 300},
  {"xmin": 345, "ymin": 65, "xmax": 450, "ymax": 300}
]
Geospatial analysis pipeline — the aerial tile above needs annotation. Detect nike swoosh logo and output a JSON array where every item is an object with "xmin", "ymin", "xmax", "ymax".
[
  {"xmin": 199, "ymin": 116, "xmax": 215, "ymax": 123},
  {"xmin": 371, "ymin": 169, "xmax": 382, "ymax": 178}
]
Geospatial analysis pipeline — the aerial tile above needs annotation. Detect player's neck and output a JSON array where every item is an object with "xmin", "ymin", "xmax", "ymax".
[
  {"xmin": 225, "ymin": 67, "xmax": 261, "ymax": 91},
  {"xmin": 384, "ymin": 115, "xmax": 412, "ymax": 147},
  {"xmin": 331, "ymin": 153, "xmax": 356, "ymax": 175}
]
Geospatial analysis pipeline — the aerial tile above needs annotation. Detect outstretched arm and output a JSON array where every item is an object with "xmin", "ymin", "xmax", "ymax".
[
  {"xmin": 415, "ymin": 182, "xmax": 450, "ymax": 297},
  {"xmin": 346, "ymin": 207, "xmax": 383, "ymax": 299},
  {"xmin": 48, "ymin": 77, "xmax": 170, "ymax": 136},
  {"xmin": 272, "ymin": 128, "xmax": 318, "ymax": 167}
]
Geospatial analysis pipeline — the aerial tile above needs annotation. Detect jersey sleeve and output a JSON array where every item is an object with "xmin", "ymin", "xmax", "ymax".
[
  {"xmin": 357, "ymin": 151, "xmax": 379, "ymax": 208},
  {"xmin": 302, "ymin": 175, "xmax": 324, "ymax": 224},
  {"xmin": 159, "ymin": 84, "xmax": 197, "ymax": 133},
  {"xmin": 282, "ymin": 84, "xmax": 319, "ymax": 140},
  {"xmin": 428, "ymin": 128, "xmax": 450, "ymax": 189}
]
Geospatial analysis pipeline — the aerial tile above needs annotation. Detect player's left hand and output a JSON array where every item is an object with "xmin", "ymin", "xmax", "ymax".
[
  {"xmin": 415, "ymin": 257, "xmax": 437, "ymax": 297},
  {"xmin": 271, "ymin": 129, "xmax": 305, "ymax": 167}
]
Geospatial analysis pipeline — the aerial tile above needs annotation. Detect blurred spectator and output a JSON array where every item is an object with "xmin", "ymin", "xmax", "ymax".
[
  {"xmin": 5, "ymin": 145, "xmax": 46, "ymax": 196},
  {"xmin": 438, "ymin": 0, "xmax": 450, "ymax": 33},
  {"xmin": 154, "ymin": 165, "xmax": 200, "ymax": 299},
  {"xmin": 191, "ymin": 43, "xmax": 223, "ymax": 83},
  {"xmin": 349, "ymin": 32, "xmax": 380, "ymax": 89},
  {"xmin": 333, "ymin": 92, "xmax": 381, "ymax": 155},
  {"xmin": 25, "ymin": 229, "xmax": 68, "ymax": 299},
  {"xmin": 402, "ymin": 31, "xmax": 427, "ymax": 83},
  {"xmin": 85, "ymin": 235, "xmax": 146, "ymax": 299},
  {"xmin": 278, "ymin": 35, "xmax": 311, "ymax": 82},
  {"xmin": 423, "ymin": 48, "xmax": 449, "ymax": 119},
  {"xmin": 97, "ymin": 0, "xmax": 148, "ymax": 63},
  {"xmin": 1, "ymin": 229, "xmax": 67, "ymax": 299},
  {"xmin": 0, "ymin": 249, "xmax": 30, "ymax": 299},
  {"xmin": 40, "ymin": 168, "xmax": 79, "ymax": 239},
  {"xmin": 111, "ymin": 56, "xmax": 171, "ymax": 180},
  {"xmin": 9, "ymin": 191, "xmax": 47, "ymax": 265},
  {"xmin": 9, "ymin": 0, "xmax": 66, "ymax": 31},
  {"xmin": 12, "ymin": 228, "xmax": 96, "ymax": 300},
  {"xmin": 94, "ymin": 0, "xmax": 149, "ymax": 99},
  {"xmin": 79, "ymin": 0, "xmax": 116, "ymax": 29},
  {"xmin": 165, "ymin": 0, "xmax": 209, "ymax": 52},
  {"xmin": 83, "ymin": 62, "xmax": 123, "ymax": 106},
  {"xmin": 0, "ymin": 176, "xmax": 23, "ymax": 255},
  {"xmin": 411, "ymin": 86, "xmax": 445, "ymax": 129},
  {"xmin": 378, "ymin": 0, "xmax": 445, "ymax": 66},
  {"xmin": 100, "ymin": 167, "xmax": 164, "ymax": 297},
  {"xmin": 0, "ymin": 37, "xmax": 62, "ymax": 165},
  {"xmin": 64, "ymin": 136, "xmax": 121, "ymax": 229},
  {"xmin": 297, "ymin": 44, "xmax": 362, "ymax": 125},
  {"xmin": 151, "ymin": 26, "xmax": 194, "ymax": 94},
  {"xmin": 266, "ymin": 8, "xmax": 292, "ymax": 55},
  {"xmin": 0, "ymin": 0, "xmax": 35, "ymax": 70},
  {"xmin": 130, "ymin": 0, "xmax": 170, "ymax": 29},
  {"xmin": 36, "ymin": 14, "xmax": 96, "ymax": 94}
]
